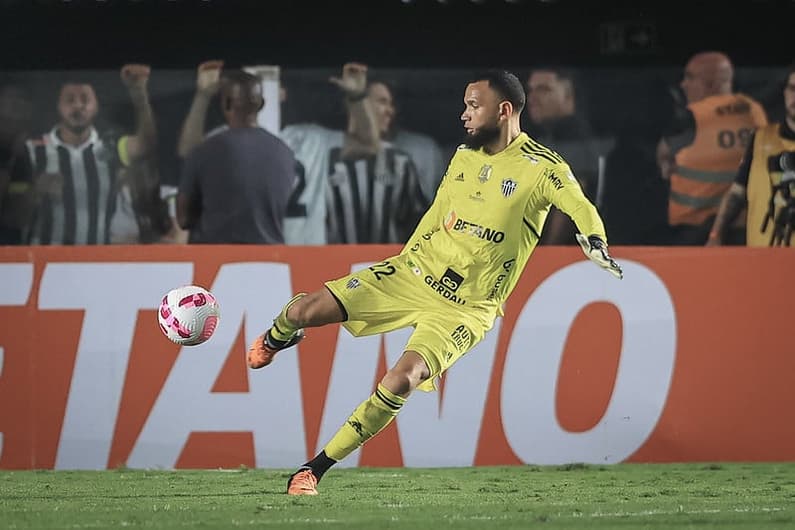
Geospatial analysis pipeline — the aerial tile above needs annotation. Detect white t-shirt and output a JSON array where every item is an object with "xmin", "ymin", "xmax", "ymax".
[{"xmin": 279, "ymin": 123, "xmax": 344, "ymax": 245}]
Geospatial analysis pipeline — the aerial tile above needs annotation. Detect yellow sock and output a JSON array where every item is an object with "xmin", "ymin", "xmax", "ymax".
[
  {"xmin": 324, "ymin": 384, "xmax": 407, "ymax": 462},
  {"xmin": 270, "ymin": 293, "xmax": 306, "ymax": 342}
]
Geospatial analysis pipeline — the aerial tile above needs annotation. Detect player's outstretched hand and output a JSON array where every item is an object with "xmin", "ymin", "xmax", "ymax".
[
  {"xmin": 329, "ymin": 62, "xmax": 368, "ymax": 100},
  {"xmin": 576, "ymin": 234, "xmax": 623, "ymax": 279}
]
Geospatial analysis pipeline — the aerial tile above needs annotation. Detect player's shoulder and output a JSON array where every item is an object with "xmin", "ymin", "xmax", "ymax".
[
  {"xmin": 257, "ymin": 128, "xmax": 296, "ymax": 160},
  {"xmin": 515, "ymin": 136, "xmax": 566, "ymax": 167},
  {"xmin": 281, "ymin": 122, "xmax": 338, "ymax": 138},
  {"xmin": 25, "ymin": 134, "xmax": 48, "ymax": 148},
  {"xmin": 280, "ymin": 122, "xmax": 344, "ymax": 149}
]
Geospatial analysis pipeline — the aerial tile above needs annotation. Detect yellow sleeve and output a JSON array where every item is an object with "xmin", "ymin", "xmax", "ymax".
[
  {"xmin": 542, "ymin": 162, "xmax": 607, "ymax": 242},
  {"xmin": 117, "ymin": 135, "xmax": 131, "ymax": 167}
]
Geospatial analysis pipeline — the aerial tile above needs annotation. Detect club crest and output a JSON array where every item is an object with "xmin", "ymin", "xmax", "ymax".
[{"xmin": 501, "ymin": 178, "xmax": 518, "ymax": 197}]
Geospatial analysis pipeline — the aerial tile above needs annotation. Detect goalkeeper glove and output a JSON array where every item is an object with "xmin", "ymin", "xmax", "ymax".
[{"xmin": 576, "ymin": 234, "xmax": 623, "ymax": 279}]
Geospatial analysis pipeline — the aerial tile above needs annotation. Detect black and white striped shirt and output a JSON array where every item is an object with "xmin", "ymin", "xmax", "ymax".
[
  {"xmin": 326, "ymin": 145, "xmax": 427, "ymax": 244},
  {"xmin": 25, "ymin": 127, "xmax": 122, "ymax": 245}
]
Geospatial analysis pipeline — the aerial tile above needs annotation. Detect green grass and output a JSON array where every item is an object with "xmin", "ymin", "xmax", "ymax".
[{"xmin": 1, "ymin": 464, "xmax": 794, "ymax": 529}]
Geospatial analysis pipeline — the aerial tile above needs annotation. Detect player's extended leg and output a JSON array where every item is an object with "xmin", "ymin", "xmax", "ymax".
[
  {"xmin": 286, "ymin": 350, "xmax": 431, "ymax": 495},
  {"xmin": 247, "ymin": 287, "xmax": 346, "ymax": 369}
]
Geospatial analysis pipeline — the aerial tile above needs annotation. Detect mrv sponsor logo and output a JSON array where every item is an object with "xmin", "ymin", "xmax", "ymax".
[
  {"xmin": 424, "ymin": 267, "xmax": 466, "ymax": 305},
  {"xmin": 444, "ymin": 211, "xmax": 505, "ymax": 243}
]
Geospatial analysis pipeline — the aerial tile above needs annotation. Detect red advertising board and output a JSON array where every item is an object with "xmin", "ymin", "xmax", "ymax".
[{"xmin": 0, "ymin": 245, "xmax": 792, "ymax": 469}]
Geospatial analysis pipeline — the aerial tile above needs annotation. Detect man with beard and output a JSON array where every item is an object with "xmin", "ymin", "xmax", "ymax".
[
  {"xmin": 245, "ymin": 70, "xmax": 622, "ymax": 496},
  {"xmin": 361, "ymin": 75, "xmax": 445, "ymax": 205},
  {"xmin": 525, "ymin": 67, "xmax": 613, "ymax": 245},
  {"xmin": 23, "ymin": 64, "xmax": 158, "ymax": 244},
  {"xmin": 708, "ymin": 63, "xmax": 795, "ymax": 247},
  {"xmin": 322, "ymin": 70, "xmax": 429, "ymax": 244}
]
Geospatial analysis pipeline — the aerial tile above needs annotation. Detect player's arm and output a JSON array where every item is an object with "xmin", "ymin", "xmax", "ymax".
[
  {"xmin": 177, "ymin": 60, "xmax": 223, "ymax": 158},
  {"xmin": 331, "ymin": 63, "xmax": 380, "ymax": 159},
  {"xmin": 543, "ymin": 163, "xmax": 622, "ymax": 279},
  {"xmin": 119, "ymin": 64, "xmax": 157, "ymax": 164},
  {"xmin": 708, "ymin": 134, "xmax": 754, "ymax": 245},
  {"xmin": 708, "ymin": 183, "xmax": 746, "ymax": 246}
]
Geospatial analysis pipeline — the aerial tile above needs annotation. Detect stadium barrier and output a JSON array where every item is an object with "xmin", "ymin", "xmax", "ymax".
[{"xmin": 0, "ymin": 245, "xmax": 792, "ymax": 470}]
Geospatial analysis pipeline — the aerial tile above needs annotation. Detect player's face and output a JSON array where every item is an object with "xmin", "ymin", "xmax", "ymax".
[
  {"xmin": 784, "ymin": 73, "xmax": 795, "ymax": 123},
  {"xmin": 57, "ymin": 84, "xmax": 98, "ymax": 134},
  {"xmin": 367, "ymin": 82, "xmax": 395, "ymax": 136},
  {"xmin": 460, "ymin": 81, "xmax": 501, "ymax": 149},
  {"xmin": 526, "ymin": 71, "xmax": 570, "ymax": 123}
]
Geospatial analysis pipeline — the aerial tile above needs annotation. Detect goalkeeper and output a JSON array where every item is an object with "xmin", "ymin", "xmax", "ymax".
[{"xmin": 247, "ymin": 70, "xmax": 622, "ymax": 496}]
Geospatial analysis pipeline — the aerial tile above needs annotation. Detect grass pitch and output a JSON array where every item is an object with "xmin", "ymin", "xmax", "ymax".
[{"xmin": 1, "ymin": 463, "xmax": 794, "ymax": 529}]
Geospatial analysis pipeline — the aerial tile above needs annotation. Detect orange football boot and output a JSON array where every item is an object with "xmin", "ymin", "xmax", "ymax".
[
  {"xmin": 247, "ymin": 327, "xmax": 305, "ymax": 369},
  {"xmin": 287, "ymin": 468, "xmax": 319, "ymax": 496}
]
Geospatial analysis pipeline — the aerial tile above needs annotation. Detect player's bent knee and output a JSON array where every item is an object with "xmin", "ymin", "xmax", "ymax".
[
  {"xmin": 381, "ymin": 370, "xmax": 415, "ymax": 397},
  {"xmin": 382, "ymin": 351, "xmax": 431, "ymax": 397}
]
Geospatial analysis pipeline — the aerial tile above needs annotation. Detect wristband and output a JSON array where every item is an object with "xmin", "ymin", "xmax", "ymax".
[{"xmin": 346, "ymin": 91, "xmax": 367, "ymax": 102}]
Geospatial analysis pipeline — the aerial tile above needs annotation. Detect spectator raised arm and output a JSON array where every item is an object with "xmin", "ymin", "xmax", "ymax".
[
  {"xmin": 329, "ymin": 62, "xmax": 380, "ymax": 159},
  {"xmin": 177, "ymin": 60, "xmax": 223, "ymax": 158},
  {"xmin": 120, "ymin": 64, "xmax": 157, "ymax": 163}
]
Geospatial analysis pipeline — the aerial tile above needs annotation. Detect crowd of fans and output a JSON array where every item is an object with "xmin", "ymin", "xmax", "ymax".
[{"xmin": 0, "ymin": 53, "xmax": 792, "ymax": 247}]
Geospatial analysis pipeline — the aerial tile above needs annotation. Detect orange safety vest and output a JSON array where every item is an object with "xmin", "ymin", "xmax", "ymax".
[
  {"xmin": 746, "ymin": 123, "xmax": 795, "ymax": 246},
  {"xmin": 669, "ymin": 93, "xmax": 767, "ymax": 226}
]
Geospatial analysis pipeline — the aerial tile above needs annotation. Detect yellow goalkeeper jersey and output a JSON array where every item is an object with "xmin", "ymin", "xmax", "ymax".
[{"xmin": 401, "ymin": 132, "xmax": 606, "ymax": 314}]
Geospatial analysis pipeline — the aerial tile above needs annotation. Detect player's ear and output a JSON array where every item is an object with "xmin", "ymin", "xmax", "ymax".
[{"xmin": 499, "ymin": 100, "xmax": 513, "ymax": 119}]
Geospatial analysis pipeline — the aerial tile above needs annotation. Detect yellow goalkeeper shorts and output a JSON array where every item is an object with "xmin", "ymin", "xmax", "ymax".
[{"xmin": 324, "ymin": 253, "xmax": 495, "ymax": 392}]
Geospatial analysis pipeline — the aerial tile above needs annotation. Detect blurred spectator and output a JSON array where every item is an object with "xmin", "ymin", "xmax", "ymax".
[
  {"xmin": 278, "ymin": 63, "xmax": 368, "ymax": 245},
  {"xmin": 0, "ymin": 81, "xmax": 33, "ymax": 244},
  {"xmin": 176, "ymin": 60, "xmax": 225, "ymax": 159},
  {"xmin": 110, "ymin": 157, "xmax": 175, "ymax": 244},
  {"xmin": 366, "ymin": 75, "xmax": 445, "ymax": 201},
  {"xmin": 324, "ymin": 65, "xmax": 428, "ymax": 244},
  {"xmin": 657, "ymin": 51, "xmax": 768, "ymax": 245},
  {"xmin": 278, "ymin": 122, "xmax": 343, "ymax": 245},
  {"xmin": 525, "ymin": 67, "xmax": 612, "ymax": 244},
  {"xmin": 281, "ymin": 64, "xmax": 435, "ymax": 245},
  {"xmin": 600, "ymin": 123, "xmax": 670, "ymax": 246},
  {"xmin": 177, "ymin": 67, "xmax": 296, "ymax": 244},
  {"xmin": 708, "ymin": 63, "xmax": 795, "ymax": 247},
  {"xmin": 21, "ymin": 65, "xmax": 160, "ymax": 245}
]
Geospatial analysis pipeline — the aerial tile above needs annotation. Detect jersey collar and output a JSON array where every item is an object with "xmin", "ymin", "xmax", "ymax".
[{"xmin": 49, "ymin": 126, "xmax": 99, "ymax": 151}]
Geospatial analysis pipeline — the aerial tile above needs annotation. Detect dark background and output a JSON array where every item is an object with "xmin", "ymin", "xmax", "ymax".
[
  {"xmin": 0, "ymin": 0, "xmax": 792, "ymax": 70},
  {"xmin": 2, "ymin": 0, "xmax": 791, "ymax": 245}
]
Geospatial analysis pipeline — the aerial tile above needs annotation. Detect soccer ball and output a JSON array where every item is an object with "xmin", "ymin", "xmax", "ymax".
[{"xmin": 157, "ymin": 285, "xmax": 220, "ymax": 346}]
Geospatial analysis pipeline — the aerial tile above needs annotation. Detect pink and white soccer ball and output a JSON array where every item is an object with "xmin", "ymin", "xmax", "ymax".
[{"xmin": 157, "ymin": 285, "xmax": 220, "ymax": 346}]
